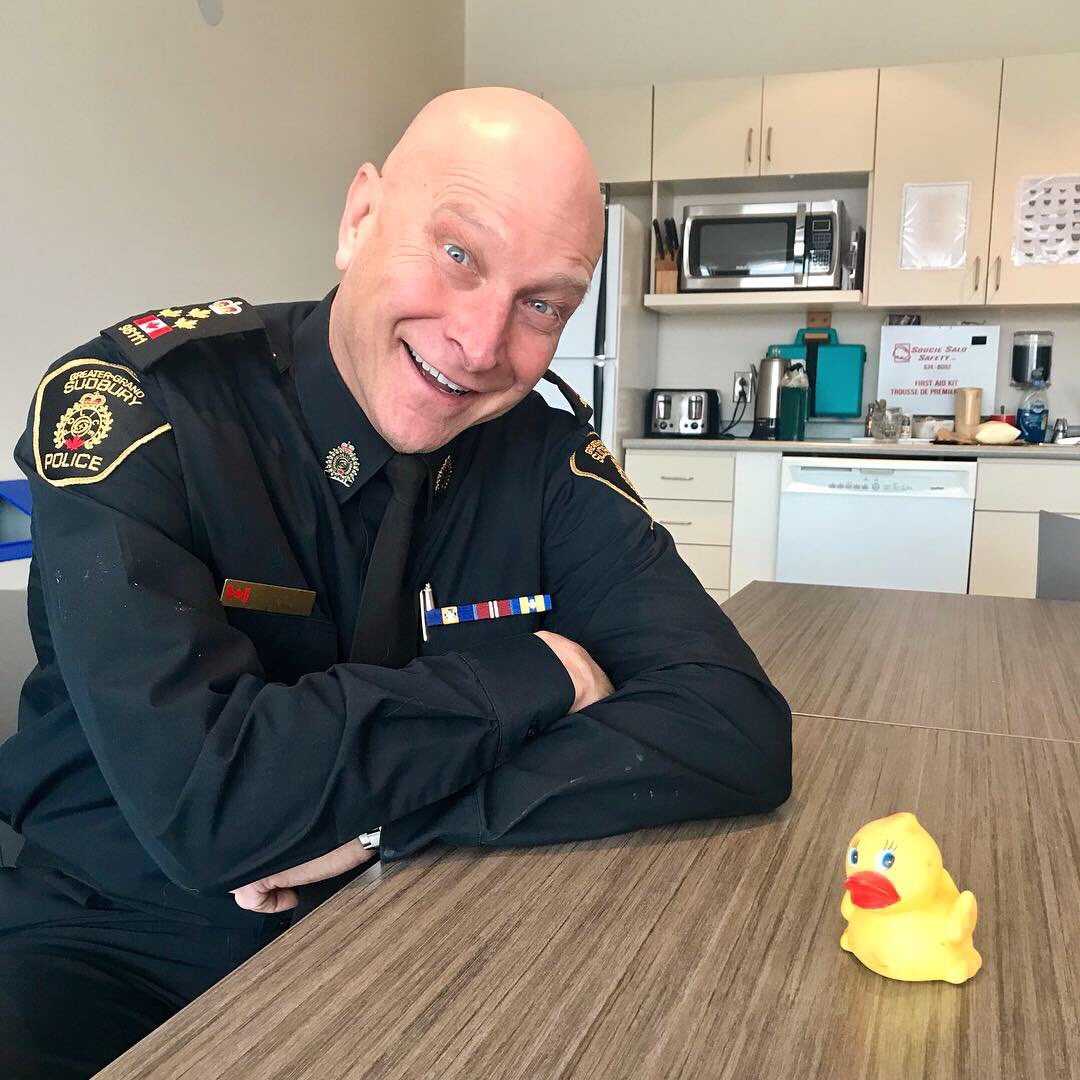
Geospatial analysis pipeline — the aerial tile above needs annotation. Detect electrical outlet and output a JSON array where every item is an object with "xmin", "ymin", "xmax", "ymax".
[{"xmin": 733, "ymin": 371, "xmax": 753, "ymax": 405}]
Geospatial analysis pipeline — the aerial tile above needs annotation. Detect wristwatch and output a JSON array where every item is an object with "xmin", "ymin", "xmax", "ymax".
[{"xmin": 358, "ymin": 828, "xmax": 382, "ymax": 850}]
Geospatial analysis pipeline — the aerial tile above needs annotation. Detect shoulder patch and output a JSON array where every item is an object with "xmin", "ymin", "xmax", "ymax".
[
  {"xmin": 32, "ymin": 359, "xmax": 171, "ymax": 487},
  {"xmin": 101, "ymin": 298, "xmax": 264, "ymax": 369},
  {"xmin": 569, "ymin": 433, "xmax": 651, "ymax": 520}
]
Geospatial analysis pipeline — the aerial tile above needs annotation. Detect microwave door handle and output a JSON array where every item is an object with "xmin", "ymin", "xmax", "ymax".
[{"xmin": 793, "ymin": 203, "xmax": 806, "ymax": 287}]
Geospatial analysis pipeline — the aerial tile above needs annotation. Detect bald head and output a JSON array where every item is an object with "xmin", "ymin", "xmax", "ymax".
[
  {"xmin": 381, "ymin": 88, "xmax": 604, "ymax": 258},
  {"xmin": 329, "ymin": 87, "xmax": 607, "ymax": 453}
]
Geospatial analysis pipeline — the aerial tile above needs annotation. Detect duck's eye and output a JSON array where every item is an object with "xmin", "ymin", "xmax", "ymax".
[
  {"xmin": 877, "ymin": 851, "xmax": 896, "ymax": 871},
  {"xmin": 848, "ymin": 847, "xmax": 858, "ymax": 866}
]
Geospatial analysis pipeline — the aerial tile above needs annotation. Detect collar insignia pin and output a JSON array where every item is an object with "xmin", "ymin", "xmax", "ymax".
[{"xmin": 325, "ymin": 441, "xmax": 360, "ymax": 487}]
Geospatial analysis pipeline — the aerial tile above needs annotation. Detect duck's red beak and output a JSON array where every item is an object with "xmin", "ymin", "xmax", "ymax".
[{"xmin": 844, "ymin": 871, "xmax": 900, "ymax": 909}]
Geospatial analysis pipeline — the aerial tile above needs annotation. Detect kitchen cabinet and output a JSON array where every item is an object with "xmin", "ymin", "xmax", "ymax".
[
  {"xmin": 653, "ymin": 77, "xmax": 763, "ymax": 181},
  {"xmin": 969, "ymin": 460, "xmax": 1080, "ymax": 598},
  {"xmin": 867, "ymin": 59, "xmax": 1002, "ymax": 308},
  {"xmin": 541, "ymin": 83, "xmax": 653, "ymax": 184},
  {"xmin": 729, "ymin": 451, "xmax": 781, "ymax": 593},
  {"xmin": 652, "ymin": 68, "xmax": 877, "ymax": 182},
  {"xmin": 624, "ymin": 448, "xmax": 734, "ymax": 602},
  {"xmin": 987, "ymin": 52, "xmax": 1080, "ymax": 305},
  {"xmin": 760, "ymin": 68, "xmax": 878, "ymax": 176}
]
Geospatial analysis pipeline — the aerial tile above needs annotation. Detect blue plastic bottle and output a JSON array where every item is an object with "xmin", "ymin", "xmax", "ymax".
[{"xmin": 1016, "ymin": 380, "xmax": 1050, "ymax": 444}]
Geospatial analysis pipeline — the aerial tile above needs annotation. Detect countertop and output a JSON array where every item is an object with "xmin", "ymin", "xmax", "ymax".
[
  {"xmin": 100, "ymin": 584, "xmax": 1080, "ymax": 1080},
  {"xmin": 623, "ymin": 436, "xmax": 1080, "ymax": 460}
]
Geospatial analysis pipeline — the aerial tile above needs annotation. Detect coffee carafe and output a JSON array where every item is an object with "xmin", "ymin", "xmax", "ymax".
[{"xmin": 750, "ymin": 350, "xmax": 790, "ymax": 440}]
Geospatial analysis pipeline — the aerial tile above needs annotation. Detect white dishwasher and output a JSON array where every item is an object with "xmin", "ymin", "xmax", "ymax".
[{"xmin": 775, "ymin": 456, "xmax": 977, "ymax": 593}]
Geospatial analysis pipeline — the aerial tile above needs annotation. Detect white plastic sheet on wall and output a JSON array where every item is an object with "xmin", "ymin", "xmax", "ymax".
[
  {"xmin": 1014, "ymin": 176, "xmax": 1080, "ymax": 266},
  {"xmin": 899, "ymin": 182, "xmax": 970, "ymax": 270}
]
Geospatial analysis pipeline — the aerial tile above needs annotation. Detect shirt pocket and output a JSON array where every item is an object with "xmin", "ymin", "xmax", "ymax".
[
  {"xmin": 419, "ymin": 612, "xmax": 544, "ymax": 656},
  {"xmin": 224, "ymin": 608, "xmax": 339, "ymax": 685}
]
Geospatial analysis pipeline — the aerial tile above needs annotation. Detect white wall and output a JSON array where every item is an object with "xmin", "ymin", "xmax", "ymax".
[
  {"xmin": 2, "ymin": 0, "xmax": 464, "ymax": 473},
  {"xmin": 466, "ymin": 0, "xmax": 1080, "ymax": 87}
]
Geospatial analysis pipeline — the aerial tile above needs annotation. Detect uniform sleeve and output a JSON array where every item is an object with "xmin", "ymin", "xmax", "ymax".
[
  {"xmin": 380, "ymin": 428, "xmax": 792, "ymax": 860},
  {"xmin": 15, "ymin": 364, "xmax": 572, "ymax": 895}
]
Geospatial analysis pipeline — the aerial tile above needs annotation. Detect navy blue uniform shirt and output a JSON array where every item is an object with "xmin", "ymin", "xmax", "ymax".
[{"xmin": 3, "ymin": 293, "xmax": 791, "ymax": 926}]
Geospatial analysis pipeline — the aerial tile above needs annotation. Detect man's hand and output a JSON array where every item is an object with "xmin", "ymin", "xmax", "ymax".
[
  {"xmin": 535, "ymin": 630, "xmax": 614, "ymax": 712},
  {"xmin": 231, "ymin": 839, "xmax": 377, "ymax": 914}
]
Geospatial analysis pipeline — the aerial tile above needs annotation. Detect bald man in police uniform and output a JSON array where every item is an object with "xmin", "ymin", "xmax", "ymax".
[{"xmin": 0, "ymin": 88, "xmax": 791, "ymax": 1077}]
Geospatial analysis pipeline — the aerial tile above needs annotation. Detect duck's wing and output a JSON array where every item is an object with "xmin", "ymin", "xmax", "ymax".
[{"xmin": 945, "ymin": 890, "xmax": 978, "ymax": 943}]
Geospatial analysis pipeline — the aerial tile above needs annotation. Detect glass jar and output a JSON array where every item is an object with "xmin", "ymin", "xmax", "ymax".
[{"xmin": 875, "ymin": 406, "xmax": 904, "ymax": 443}]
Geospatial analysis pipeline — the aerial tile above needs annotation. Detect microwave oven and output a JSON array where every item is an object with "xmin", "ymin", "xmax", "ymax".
[{"xmin": 681, "ymin": 199, "xmax": 850, "ymax": 291}]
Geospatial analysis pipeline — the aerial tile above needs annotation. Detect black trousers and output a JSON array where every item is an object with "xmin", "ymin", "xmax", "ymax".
[{"xmin": 0, "ymin": 866, "xmax": 290, "ymax": 1079}]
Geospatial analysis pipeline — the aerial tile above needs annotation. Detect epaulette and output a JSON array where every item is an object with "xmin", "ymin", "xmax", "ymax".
[
  {"xmin": 100, "ymin": 297, "xmax": 265, "ymax": 370},
  {"xmin": 541, "ymin": 369, "xmax": 593, "ymax": 426}
]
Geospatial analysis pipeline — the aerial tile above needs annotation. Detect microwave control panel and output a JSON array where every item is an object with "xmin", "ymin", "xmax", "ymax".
[{"xmin": 807, "ymin": 215, "xmax": 834, "ymax": 272}]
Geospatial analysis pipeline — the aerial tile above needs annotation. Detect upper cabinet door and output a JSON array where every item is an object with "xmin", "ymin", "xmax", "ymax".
[
  {"xmin": 988, "ymin": 53, "xmax": 1080, "ymax": 305},
  {"xmin": 867, "ymin": 59, "xmax": 1002, "ymax": 308},
  {"xmin": 761, "ymin": 68, "xmax": 879, "ymax": 175},
  {"xmin": 542, "ymin": 83, "xmax": 653, "ymax": 184},
  {"xmin": 652, "ymin": 77, "xmax": 763, "ymax": 181}
]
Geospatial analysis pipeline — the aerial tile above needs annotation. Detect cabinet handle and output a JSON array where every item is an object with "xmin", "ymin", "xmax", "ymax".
[
  {"xmin": 765, "ymin": 126, "xmax": 773, "ymax": 164},
  {"xmin": 994, "ymin": 255, "xmax": 1002, "ymax": 292},
  {"xmin": 745, "ymin": 127, "xmax": 753, "ymax": 165},
  {"xmin": 660, "ymin": 474, "xmax": 694, "ymax": 481},
  {"xmin": 972, "ymin": 255, "xmax": 981, "ymax": 291},
  {"xmin": 658, "ymin": 520, "xmax": 692, "ymax": 527}
]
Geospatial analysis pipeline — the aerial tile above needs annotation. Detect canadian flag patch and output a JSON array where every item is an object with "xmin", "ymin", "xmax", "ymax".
[{"xmin": 132, "ymin": 315, "xmax": 173, "ymax": 340}]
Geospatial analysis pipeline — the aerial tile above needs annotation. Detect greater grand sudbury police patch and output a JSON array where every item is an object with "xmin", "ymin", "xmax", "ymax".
[
  {"xmin": 33, "ymin": 359, "xmax": 171, "ymax": 487},
  {"xmin": 569, "ymin": 433, "xmax": 651, "ymax": 520}
]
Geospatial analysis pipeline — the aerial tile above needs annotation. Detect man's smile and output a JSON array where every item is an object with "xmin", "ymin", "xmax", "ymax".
[{"xmin": 403, "ymin": 341, "xmax": 471, "ymax": 396}]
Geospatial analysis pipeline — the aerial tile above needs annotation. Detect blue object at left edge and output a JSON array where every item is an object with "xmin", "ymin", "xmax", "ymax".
[{"xmin": 0, "ymin": 479, "xmax": 32, "ymax": 562}]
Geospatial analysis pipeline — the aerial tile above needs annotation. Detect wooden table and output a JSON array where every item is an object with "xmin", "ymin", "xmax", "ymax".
[
  {"xmin": 724, "ymin": 581, "xmax": 1080, "ymax": 742},
  {"xmin": 98, "ymin": 585, "xmax": 1080, "ymax": 1079}
]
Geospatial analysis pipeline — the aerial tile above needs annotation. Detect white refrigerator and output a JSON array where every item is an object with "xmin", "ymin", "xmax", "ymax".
[{"xmin": 535, "ymin": 202, "xmax": 657, "ymax": 461}]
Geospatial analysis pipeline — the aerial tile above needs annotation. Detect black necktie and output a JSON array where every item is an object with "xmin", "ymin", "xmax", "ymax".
[{"xmin": 349, "ymin": 454, "xmax": 428, "ymax": 668}]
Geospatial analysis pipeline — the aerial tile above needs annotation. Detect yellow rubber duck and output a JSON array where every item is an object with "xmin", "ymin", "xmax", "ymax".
[{"xmin": 840, "ymin": 812, "xmax": 981, "ymax": 984}]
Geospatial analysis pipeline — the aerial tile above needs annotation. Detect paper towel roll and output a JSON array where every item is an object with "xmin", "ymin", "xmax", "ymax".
[{"xmin": 954, "ymin": 387, "xmax": 982, "ymax": 437}]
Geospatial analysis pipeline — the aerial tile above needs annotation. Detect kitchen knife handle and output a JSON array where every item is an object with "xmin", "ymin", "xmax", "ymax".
[
  {"xmin": 972, "ymin": 255, "xmax": 981, "ymax": 291},
  {"xmin": 745, "ymin": 127, "xmax": 753, "ymax": 166},
  {"xmin": 765, "ymin": 126, "xmax": 773, "ymax": 164},
  {"xmin": 994, "ymin": 255, "xmax": 1002, "ymax": 292}
]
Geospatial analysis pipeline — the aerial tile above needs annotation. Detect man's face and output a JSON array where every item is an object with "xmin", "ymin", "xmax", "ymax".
[{"xmin": 329, "ymin": 159, "xmax": 603, "ymax": 454}]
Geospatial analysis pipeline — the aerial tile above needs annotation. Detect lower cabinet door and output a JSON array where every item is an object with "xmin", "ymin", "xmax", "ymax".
[{"xmin": 969, "ymin": 511, "xmax": 1038, "ymax": 598}]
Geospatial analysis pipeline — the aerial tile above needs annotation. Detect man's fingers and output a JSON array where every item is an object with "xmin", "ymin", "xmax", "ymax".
[
  {"xmin": 232, "ymin": 882, "xmax": 299, "ymax": 913},
  {"xmin": 230, "ymin": 839, "xmax": 374, "ymax": 911}
]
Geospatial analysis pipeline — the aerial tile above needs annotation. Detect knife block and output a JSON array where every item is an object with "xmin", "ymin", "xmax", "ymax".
[{"xmin": 654, "ymin": 258, "xmax": 678, "ymax": 294}]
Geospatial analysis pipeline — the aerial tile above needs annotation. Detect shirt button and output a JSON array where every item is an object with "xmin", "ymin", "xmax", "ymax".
[{"xmin": 525, "ymin": 725, "xmax": 538, "ymax": 739}]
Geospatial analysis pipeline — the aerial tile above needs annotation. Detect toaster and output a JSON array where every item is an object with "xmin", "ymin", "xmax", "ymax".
[{"xmin": 646, "ymin": 388, "xmax": 722, "ymax": 437}]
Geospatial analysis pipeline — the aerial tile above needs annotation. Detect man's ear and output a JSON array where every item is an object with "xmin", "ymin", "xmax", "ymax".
[{"xmin": 335, "ymin": 163, "xmax": 382, "ymax": 271}]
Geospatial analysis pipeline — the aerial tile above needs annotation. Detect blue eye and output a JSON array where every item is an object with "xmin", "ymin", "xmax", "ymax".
[
  {"xmin": 848, "ymin": 847, "xmax": 858, "ymax": 866},
  {"xmin": 443, "ymin": 243, "xmax": 469, "ymax": 266},
  {"xmin": 528, "ymin": 299, "xmax": 555, "ymax": 317},
  {"xmin": 877, "ymin": 851, "xmax": 896, "ymax": 871}
]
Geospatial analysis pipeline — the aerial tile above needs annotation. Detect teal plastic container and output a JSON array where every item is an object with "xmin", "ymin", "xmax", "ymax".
[
  {"xmin": 814, "ymin": 344, "xmax": 866, "ymax": 417},
  {"xmin": 766, "ymin": 329, "xmax": 866, "ymax": 419}
]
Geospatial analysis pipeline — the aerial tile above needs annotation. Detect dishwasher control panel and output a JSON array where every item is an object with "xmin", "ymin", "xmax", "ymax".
[{"xmin": 781, "ymin": 458, "xmax": 977, "ymax": 500}]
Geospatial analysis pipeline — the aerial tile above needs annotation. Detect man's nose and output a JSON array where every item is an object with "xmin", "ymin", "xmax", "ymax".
[{"xmin": 447, "ymin": 288, "xmax": 513, "ymax": 374}]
